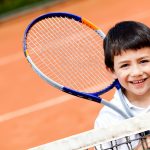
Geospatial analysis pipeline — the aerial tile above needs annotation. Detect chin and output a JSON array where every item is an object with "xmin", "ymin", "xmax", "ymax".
[{"xmin": 132, "ymin": 90, "xmax": 149, "ymax": 96}]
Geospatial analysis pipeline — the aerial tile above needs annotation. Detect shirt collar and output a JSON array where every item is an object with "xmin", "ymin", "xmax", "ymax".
[{"xmin": 115, "ymin": 90, "xmax": 150, "ymax": 111}]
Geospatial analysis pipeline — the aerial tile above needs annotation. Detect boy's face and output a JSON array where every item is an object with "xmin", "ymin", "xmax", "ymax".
[{"xmin": 112, "ymin": 47, "xmax": 150, "ymax": 99}]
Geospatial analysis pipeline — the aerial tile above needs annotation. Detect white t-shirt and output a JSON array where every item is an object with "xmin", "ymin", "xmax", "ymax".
[{"xmin": 94, "ymin": 90, "xmax": 150, "ymax": 150}]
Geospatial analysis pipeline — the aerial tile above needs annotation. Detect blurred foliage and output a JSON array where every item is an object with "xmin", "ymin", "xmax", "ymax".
[{"xmin": 0, "ymin": 0, "xmax": 53, "ymax": 15}]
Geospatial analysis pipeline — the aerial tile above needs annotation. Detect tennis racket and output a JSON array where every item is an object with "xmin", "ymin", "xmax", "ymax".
[{"xmin": 23, "ymin": 12, "xmax": 132, "ymax": 119}]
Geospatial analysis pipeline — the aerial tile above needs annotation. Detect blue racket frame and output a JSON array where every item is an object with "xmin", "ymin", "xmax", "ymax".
[{"xmin": 23, "ymin": 12, "xmax": 132, "ymax": 119}]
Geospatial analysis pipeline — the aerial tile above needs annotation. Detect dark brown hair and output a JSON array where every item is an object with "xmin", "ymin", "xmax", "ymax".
[{"xmin": 103, "ymin": 21, "xmax": 150, "ymax": 71}]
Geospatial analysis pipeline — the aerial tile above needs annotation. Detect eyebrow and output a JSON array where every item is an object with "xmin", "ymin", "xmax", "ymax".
[
  {"xmin": 118, "ymin": 61, "xmax": 129, "ymax": 65},
  {"xmin": 139, "ymin": 56, "xmax": 150, "ymax": 60},
  {"xmin": 118, "ymin": 56, "xmax": 150, "ymax": 65}
]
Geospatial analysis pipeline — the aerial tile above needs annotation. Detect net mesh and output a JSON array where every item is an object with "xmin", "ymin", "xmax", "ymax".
[
  {"xmin": 28, "ymin": 113, "xmax": 150, "ymax": 150},
  {"xmin": 26, "ymin": 16, "xmax": 113, "ymax": 93}
]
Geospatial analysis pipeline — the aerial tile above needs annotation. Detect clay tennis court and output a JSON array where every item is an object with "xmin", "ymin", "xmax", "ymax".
[{"xmin": 0, "ymin": 0, "xmax": 150, "ymax": 149}]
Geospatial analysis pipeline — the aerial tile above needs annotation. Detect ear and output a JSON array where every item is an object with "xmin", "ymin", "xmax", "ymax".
[{"xmin": 106, "ymin": 67, "xmax": 117, "ymax": 79}]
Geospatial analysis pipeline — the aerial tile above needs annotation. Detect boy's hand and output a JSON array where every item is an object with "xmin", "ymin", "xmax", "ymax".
[{"xmin": 135, "ymin": 136, "xmax": 150, "ymax": 150}]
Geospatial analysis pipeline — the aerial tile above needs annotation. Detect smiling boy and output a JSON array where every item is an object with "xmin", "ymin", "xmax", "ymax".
[
  {"xmin": 113, "ymin": 48, "xmax": 150, "ymax": 108},
  {"xmin": 94, "ymin": 21, "xmax": 150, "ymax": 149}
]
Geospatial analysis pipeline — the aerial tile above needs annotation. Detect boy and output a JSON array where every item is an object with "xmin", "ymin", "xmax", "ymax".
[{"xmin": 94, "ymin": 21, "xmax": 150, "ymax": 149}]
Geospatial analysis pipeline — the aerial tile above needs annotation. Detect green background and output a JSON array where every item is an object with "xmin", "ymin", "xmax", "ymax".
[{"xmin": 0, "ymin": 0, "xmax": 55, "ymax": 15}]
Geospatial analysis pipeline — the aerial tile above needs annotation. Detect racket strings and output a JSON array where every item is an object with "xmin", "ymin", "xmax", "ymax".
[
  {"xmin": 27, "ymin": 16, "xmax": 112, "ymax": 92},
  {"xmin": 52, "ymin": 17, "xmax": 111, "ymax": 86},
  {"xmin": 56, "ymin": 18, "xmax": 111, "ymax": 89},
  {"xmin": 60, "ymin": 17, "xmax": 112, "ymax": 85},
  {"xmin": 29, "ymin": 17, "xmax": 110, "ymax": 91},
  {"xmin": 52, "ymin": 19, "xmax": 108, "ymax": 88},
  {"xmin": 41, "ymin": 19, "xmax": 103, "ymax": 88},
  {"xmin": 32, "ymin": 19, "xmax": 88, "ymax": 89},
  {"xmin": 70, "ymin": 18, "xmax": 110, "ymax": 83},
  {"xmin": 28, "ymin": 31, "xmax": 77, "ymax": 88},
  {"xmin": 29, "ymin": 27, "xmax": 87, "ymax": 89},
  {"xmin": 29, "ymin": 17, "xmax": 103, "ymax": 86},
  {"xmin": 29, "ymin": 17, "xmax": 106, "ymax": 89}
]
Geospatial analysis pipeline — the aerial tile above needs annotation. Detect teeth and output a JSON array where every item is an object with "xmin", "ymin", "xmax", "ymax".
[{"xmin": 132, "ymin": 79, "xmax": 145, "ymax": 84}]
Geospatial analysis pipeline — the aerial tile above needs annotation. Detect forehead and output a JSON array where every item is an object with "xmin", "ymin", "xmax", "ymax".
[{"xmin": 114, "ymin": 48, "xmax": 150, "ymax": 62}]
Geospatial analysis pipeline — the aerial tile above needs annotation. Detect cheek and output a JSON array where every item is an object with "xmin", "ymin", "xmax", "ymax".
[
  {"xmin": 115, "ymin": 72, "xmax": 128, "ymax": 84},
  {"xmin": 145, "ymin": 66, "xmax": 150, "ymax": 74}
]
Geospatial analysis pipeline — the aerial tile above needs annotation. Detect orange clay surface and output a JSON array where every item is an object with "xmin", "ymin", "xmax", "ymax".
[{"xmin": 0, "ymin": 0, "xmax": 150, "ymax": 149}]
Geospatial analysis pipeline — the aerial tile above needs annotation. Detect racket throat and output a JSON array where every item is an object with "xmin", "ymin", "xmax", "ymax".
[{"xmin": 62, "ymin": 87, "xmax": 102, "ymax": 103}]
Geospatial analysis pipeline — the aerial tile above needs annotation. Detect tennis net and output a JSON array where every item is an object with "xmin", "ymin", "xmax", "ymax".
[{"xmin": 29, "ymin": 112, "xmax": 150, "ymax": 150}]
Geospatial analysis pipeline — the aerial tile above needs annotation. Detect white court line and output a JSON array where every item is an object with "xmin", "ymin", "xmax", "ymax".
[
  {"xmin": 0, "ymin": 52, "xmax": 23, "ymax": 66},
  {"xmin": 0, "ymin": 94, "xmax": 74, "ymax": 122}
]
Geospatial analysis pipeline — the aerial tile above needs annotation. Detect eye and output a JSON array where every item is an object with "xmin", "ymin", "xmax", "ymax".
[
  {"xmin": 120, "ymin": 64, "xmax": 129, "ymax": 68},
  {"xmin": 140, "ymin": 59, "xmax": 150, "ymax": 64}
]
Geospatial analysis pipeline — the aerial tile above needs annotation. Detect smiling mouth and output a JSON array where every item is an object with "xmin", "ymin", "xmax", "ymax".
[{"xmin": 130, "ymin": 78, "xmax": 147, "ymax": 84}]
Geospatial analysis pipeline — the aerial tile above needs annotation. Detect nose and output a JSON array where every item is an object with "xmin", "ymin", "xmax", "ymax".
[{"xmin": 130, "ymin": 65, "xmax": 143, "ymax": 77}]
